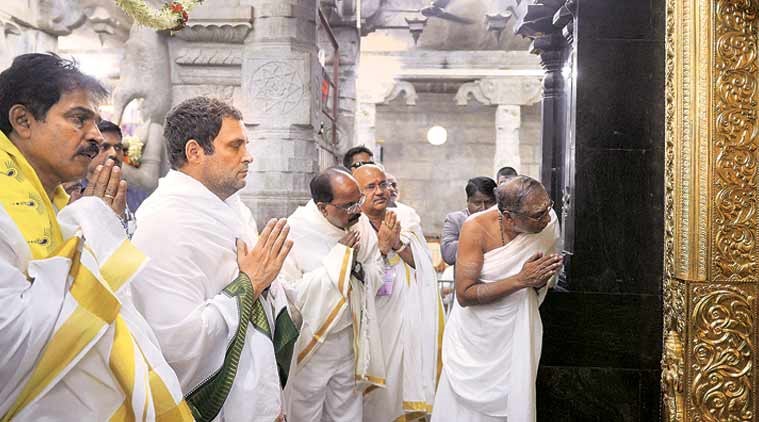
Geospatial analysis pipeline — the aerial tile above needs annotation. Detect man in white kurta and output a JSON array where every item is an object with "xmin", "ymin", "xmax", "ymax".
[
  {"xmin": 131, "ymin": 97, "xmax": 295, "ymax": 422},
  {"xmin": 281, "ymin": 168, "xmax": 385, "ymax": 422},
  {"xmin": 0, "ymin": 52, "xmax": 189, "ymax": 422},
  {"xmin": 432, "ymin": 176, "xmax": 563, "ymax": 422},
  {"xmin": 353, "ymin": 165, "xmax": 444, "ymax": 422}
]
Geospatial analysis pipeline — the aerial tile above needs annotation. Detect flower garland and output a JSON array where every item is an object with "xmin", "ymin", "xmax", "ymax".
[
  {"xmin": 115, "ymin": 0, "xmax": 204, "ymax": 31},
  {"xmin": 122, "ymin": 135, "xmax": 144, "ymax": 168}
]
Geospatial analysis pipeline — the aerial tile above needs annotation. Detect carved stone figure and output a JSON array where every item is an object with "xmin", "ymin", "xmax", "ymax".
[{"xmin": 111, "ymin": 24, "xmax": 171, "ymax": 192}]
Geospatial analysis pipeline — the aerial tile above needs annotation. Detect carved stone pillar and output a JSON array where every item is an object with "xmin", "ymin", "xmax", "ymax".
[
  {"xmin": 330, "ymin": 25, "xmax": 360, "ymax": 153},
  {"xmin": 354, "ymin": 80, "xmax": 418, "ymax": 157},
  {"xmin": 455, "ymin": 77, "xmax": 542, "ymax": 178},
  {"xmin": 494, "ymin": 104, "xmax": 521, "ymax": 176},
  {"xmin": 356, "ymin": 102, "xmax": 377, "ymax": 153},
  {"xmin": 534, "ymin": 33, "xmax": 568, "ymax": 200},
  {"xmin": 241, "ymin": 0, "xmax": 322, "ymax": 222}
]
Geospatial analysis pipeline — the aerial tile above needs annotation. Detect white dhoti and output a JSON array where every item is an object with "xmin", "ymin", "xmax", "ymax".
[
  {"xmin": 432, "ymin": 211, "xmax": 560, "ymax": 422},
  {"xmin": 285, "ymin": 328, "xmax": 362, "ymax": 421},
  {"xmin": 363, "ymin": 204, "xmax": 444, "ymax": 422},
  {"xmin": 281, "ymin": 201, "xmax": 384, "ymax": 422},
  {"xmin": 132, "ymin": 170, "xmax": 295, "ymax": 422}
]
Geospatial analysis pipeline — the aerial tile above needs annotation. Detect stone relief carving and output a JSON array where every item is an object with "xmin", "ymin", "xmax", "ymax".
[
  {"xmin": 455, "ymin": 81, "xmax": 492, "ymax": 105},
  {"xmin": 455, "ymin": 77, "xmax": 542, "ymax": 106},
  {"xmin": 174, "ymin": 24, "xmax": 252, "ymax": 44},
  {"xmin": 690, "ymin": 284, "xmax": 754, "ymax": 421},
  {"xmin": 383, "ymin": 81, "xmax": 417, "ymax": 106},
  {"xmin": 111, "ymin": 24, "xmax": 172, "ymax": 192},
  {"xmin": 36, "ymin": 0, "xmax": 86, "ymax": 35},
  {"xmin": 242, "ymin": 55, "xmax": 311, "ymax": 127},
  {"xmin": 175, "ymin": 48, "xmax": 242, "ymax": 66},
  {"xmin": 250, "ymin": 61, "xmax": 306, "ymax": 114},
  {"xmin": 171, "ymin": 85, "xmax": 236, "ymax": 106}
]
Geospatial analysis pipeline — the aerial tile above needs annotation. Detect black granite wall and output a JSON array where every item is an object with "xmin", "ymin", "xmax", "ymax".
[{"xmin": 536, "ymin": 0, "xmax": 665, "ymax": 420}]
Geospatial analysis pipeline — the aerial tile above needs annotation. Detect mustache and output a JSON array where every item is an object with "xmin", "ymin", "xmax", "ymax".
[{"xmin": 76, "ymin": 141, "xmax": 100, "ymax": 159}]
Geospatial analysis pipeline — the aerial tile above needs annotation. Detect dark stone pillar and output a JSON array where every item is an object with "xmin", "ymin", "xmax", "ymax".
[{"xmin": 517, "ymin": 0, "xmax": 664, "ymax": 420}]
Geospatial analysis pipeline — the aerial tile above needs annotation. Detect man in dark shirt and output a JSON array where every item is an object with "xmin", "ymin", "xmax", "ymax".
[{"xmin": 440, "ymin": 177, "xmax": 497, "ymax": 265}]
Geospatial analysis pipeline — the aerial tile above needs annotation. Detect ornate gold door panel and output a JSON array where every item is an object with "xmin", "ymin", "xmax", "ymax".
[{"xmin": 664, "ymin": 0, "xmax": 758, "ymax": 420}]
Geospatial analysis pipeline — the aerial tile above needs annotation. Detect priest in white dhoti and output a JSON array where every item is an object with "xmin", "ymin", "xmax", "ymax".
[
  {"xmin": 353, "ymin": 165, "xmax": 444, "ymax": 422},
  {"xmin": 432, "ymin": 176, "xmax": 564, "ymax": 422},
  {"xmin": 0, "ymin": 53, "xmax": 191, "ymax": 421},
  {"xmin": 131, "ymin": 97, "xmax": 296, "ymax": 422},
  {"xmin": 281, "ymin": 168, "xmax": 386, "ymax": 421}
]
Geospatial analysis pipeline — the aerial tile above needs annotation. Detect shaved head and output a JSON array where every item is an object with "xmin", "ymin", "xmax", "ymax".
[
  {"xmin": 353, "ymin": 164, "xmax": 384, "ymax": 185},
  {"xmin": 353, "ymin": 164, "xmax": 389, "ymax": 216}
]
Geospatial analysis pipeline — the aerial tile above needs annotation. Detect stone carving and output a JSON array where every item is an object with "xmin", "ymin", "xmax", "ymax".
[
  {"xmin": 690, "ymin": 284, "xmax": 753, "ymax": 420},
  {"xmin": 171, "ymin": 85, "xmax": 236, "ymax": 106},
  {"xmin": 174, "ymin": 24, "xmax": 252, "ymax": 43},
  {"xmin": 383, "ymin": 81, "xmax": 417, "ymax": 106},
  {"xmin": 455, "ymin": 81, "xmax": 492, "ymax": 105},
  {"xmin": 712, "ymin": 0, "xmax": 759, "ymax": 281},
  {"xmin": 455, "ymin": 77, "xmax": 542, "ymax": 106},
  {"xmin": 37, "ymin": 0, "xmax": 86, "ymax": 35},
  {"xmin": 250, "ymin": 61, "xmax": 306, "ymax": 114},
  {"xmin": 334, "ymin": 0, "xmax": 357, "ymax": 20},
  {"xmin": 661, "ymin": 331, "xmax": 685, "ymax": 422},
  {"xmin": 111, "ymin": 24, "xmax": 172, "ymax": 192},
  {"xmin": 175, "ymin": 48, "xmax": 242, "ymax": 66}
]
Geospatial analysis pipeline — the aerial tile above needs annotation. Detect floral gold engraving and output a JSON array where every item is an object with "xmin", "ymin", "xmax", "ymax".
[
  {"xmin": 690, "ymin": 284, "xmax": 753, "ymax": 421},
  {"xmin": 712, "ymin": 0, "xmax": 759, "ymax": 281}
]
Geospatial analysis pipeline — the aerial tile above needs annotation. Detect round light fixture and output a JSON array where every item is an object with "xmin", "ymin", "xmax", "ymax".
[{"xmin": 427, "ymin": 125, "xmax": 448, "ymax": 146}]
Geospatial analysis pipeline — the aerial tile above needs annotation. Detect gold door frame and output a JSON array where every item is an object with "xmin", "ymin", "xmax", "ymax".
[{"xmin": 664, "ymin": 0, "xmax": 757, "ymax": 420}]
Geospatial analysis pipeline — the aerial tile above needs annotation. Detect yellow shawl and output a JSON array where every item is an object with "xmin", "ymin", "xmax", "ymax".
[
  {"xmin": 0, "ymin": 130, "xmax": 192, "ymax": 421},
  {"xmin": 0, "ymin": 130, "xmax": 68, "ymax": 259}
]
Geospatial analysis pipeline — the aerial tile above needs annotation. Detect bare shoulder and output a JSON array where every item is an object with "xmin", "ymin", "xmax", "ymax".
[{"xmin": 462, "ymin": 208, "xmax": 497, "ymax": 233}]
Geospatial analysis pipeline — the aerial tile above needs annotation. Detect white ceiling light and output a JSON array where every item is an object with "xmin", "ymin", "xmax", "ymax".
[{"xmin": 427, "ymin": 125, "xmax": 448, "ymax": 146}]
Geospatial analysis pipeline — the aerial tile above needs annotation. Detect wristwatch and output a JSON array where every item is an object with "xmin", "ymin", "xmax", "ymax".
[{"xmin": 394, "ymin": 242, "xmax": 408, "ymax": 254}]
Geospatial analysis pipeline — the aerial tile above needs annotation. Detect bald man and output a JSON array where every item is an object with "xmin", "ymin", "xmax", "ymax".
[
  {"xmin": 281, "ymin": 168, "xmax": 386, "ymax": 422},
  {"xmin": 352, "ymin": 164, "xmax": 444, "ymax": 422},
  {"xmin": 432, "ymin": 176, "xmax": 562, "ymax": 422}
]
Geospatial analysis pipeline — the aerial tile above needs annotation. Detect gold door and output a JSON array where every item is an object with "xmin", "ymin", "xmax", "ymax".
[{"xmin": 664, "ymin": 0, "xmax": 758, "ymax": 420}]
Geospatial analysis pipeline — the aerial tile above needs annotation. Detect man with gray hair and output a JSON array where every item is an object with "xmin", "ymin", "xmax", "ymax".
[{"xmin": 432, "ymin": 176, "xmax": 563, "ymax": 422}]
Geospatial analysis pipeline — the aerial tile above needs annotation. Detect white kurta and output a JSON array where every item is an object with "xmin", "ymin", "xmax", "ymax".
[
  {"xmin": 281, "ymin": 200, "xmax": 385, "ymax": 422},
  {"xmin": 432, "ymin": 211, "xmax": 560, "ymax": 422},
  {"xmin": 132, "ymin": 170, "xmax": 284, "ymax": 422},
  {"xmin": 363, "ymin": 204, "xmax": 443, "ymax": 422},
  {"xmin": 0, "ymin": 197, "xmax": 188, "ymax": 421}
]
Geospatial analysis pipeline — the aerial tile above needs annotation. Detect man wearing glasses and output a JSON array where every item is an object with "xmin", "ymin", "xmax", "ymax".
[
  {"xmin": 281, "ymin": 167, "xmax": 386, "ymax": 422},
  {"xmin": 432, "ymin": 176, "xmax": 563, "ymax": 422},
  {"xmin": 342, "ymin": 144, "xmax": 374, "ymax": 169},
  {"xmin": 353, "ymin": 164, "xmax": 444, "ymax": 422}
]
